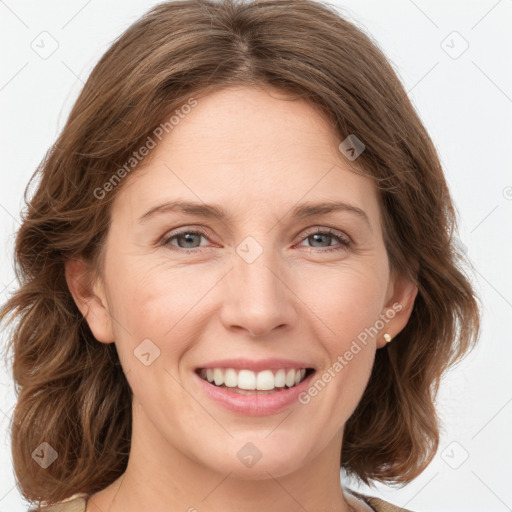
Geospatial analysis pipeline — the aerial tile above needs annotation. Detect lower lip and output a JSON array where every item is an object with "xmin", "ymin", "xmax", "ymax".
[{"xmin": 193, "ymin": 370, "xmax": 316, "ymax": 416}]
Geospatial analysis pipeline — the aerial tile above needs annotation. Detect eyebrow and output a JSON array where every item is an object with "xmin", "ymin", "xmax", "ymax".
[{"xmin": 138, "ymin": 199, "xmax": 371, "ymax": 230}]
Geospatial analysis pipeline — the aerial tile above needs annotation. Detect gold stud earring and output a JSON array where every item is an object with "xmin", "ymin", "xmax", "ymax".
[{"xmin": 383, "ymin": 333, "xmax": 392, "ymax": 343}]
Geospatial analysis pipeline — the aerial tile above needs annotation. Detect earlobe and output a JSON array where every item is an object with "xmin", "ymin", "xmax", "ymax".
[
  {"xmin": 377, "ymin": 273, "xmax": 418, "ymax": 349},
  {"xmin": 64, "ymin": 257, "xmax": 115, "ymax": 344}
]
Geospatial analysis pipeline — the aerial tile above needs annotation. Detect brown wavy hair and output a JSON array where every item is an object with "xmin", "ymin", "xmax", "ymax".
[{"xmin": 1, "ymin": 0, "xmax": 480, "ymax": 506}]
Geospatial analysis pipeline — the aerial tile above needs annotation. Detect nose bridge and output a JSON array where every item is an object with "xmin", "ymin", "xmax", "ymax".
[
  {"xmin": 222, "ymin": 233, "xmax": 294, "ymax": 336},
  {"xmin": 235, "ymin": 233, "xmax": 285, "ymax": 301}
]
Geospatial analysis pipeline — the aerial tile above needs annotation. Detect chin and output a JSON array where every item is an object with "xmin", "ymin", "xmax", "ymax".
[{"xmin": 207, "ymin": 439, "xmax": 312, "ymax": 480}]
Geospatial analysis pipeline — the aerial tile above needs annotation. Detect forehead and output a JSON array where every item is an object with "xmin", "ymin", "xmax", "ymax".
[
  {"xmin": 113, "ymin": 86, "xmax": 380, "ymax": 227},
  {"xmin": 148, "ymin": 85, "xmax": 343, "ymax": 166}
]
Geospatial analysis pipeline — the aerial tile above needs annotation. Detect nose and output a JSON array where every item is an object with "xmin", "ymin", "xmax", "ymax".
[{"xmin": 219, "ymin": 244, "xmax": 297, "ymax": 338}]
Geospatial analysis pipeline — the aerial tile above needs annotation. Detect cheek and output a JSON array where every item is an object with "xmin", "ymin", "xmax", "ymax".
[
  {"xmin": 106, "ymin": 256, "xmax": 211, "ymax": 354},
  {"xmin": 105, "ymin": 261, "xmax": 202, "ymax": 402},
  {"xmin": 293, "ymin": 266, "xmax": 384, "ymax": 436},
  {"xmin": 294, "ymin": 261, "xmax": 388, "ymax": 342},
  {"xmin": 293, "ymin": 262, "xmax": 386, "ymax": 406}
]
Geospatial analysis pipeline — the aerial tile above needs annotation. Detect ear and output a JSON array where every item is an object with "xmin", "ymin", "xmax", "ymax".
[
  {"xmin": 376, "ymin": 270, "xmax": 418, "ymax": 349},
  {"xmin": 64, "ymin": 257, "xmax": 115, "ymax": 344}
]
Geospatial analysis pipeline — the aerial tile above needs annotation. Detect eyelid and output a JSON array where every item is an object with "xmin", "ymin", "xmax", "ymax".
[
  {"xmin": 299, "ymin": 226, "xmax": 351, "ymax": 244},
  {"xmin": 159, "ymin": 226, "xmax": 211, "ymax": 247},
  {"xmin": 160, "ymin": 225, "xmax": 352, "ymax": 252}
]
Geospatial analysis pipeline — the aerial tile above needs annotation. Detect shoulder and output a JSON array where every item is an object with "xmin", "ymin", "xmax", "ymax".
[
  {"xmin": 28, "ymin": 494, "xmax": 88, "ymax": 512},
  {"xmin": 346, "ymin": 488, "xmax": 415, "ymax": 512}
]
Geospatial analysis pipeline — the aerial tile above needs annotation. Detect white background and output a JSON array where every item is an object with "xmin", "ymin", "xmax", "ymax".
[{"xmin": 1, "ymin": 1, "xmax": 511, "ymax": 511}]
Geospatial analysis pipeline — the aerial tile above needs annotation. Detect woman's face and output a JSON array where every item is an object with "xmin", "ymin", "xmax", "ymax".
[{"xmin": 69, "ymin": 85, "xmax": 415, "ymax": 480}]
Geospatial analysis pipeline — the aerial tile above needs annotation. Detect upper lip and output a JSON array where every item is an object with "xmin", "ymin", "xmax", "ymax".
[{"xmin": 196, "ymin": 358, "xmax": 315, "ymax": 372}]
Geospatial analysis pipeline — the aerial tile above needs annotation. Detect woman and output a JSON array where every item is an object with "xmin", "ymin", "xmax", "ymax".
[{"xmin": 1, "ymin": 0, "xmax": 480, "ymax": 511}]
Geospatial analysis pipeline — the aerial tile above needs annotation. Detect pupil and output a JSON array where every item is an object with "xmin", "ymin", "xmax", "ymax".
[
  {"xmin": 311, "ymin": 233, "xmax": 330, "ymax": 247},
  {"xmin": 180, "ymin": 233, "xmax": 199, "ymax": 248}
]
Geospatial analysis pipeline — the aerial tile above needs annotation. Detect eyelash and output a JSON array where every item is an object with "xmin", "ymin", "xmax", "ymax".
[{"xmin": 160, "ymin": 226, "xmax": 351, "ymax": 254}]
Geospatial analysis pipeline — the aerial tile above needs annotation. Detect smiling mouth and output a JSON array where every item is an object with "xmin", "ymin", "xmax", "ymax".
[{"xmin": 196, "ymin": 367, "xmax": 315, "ymax": 394}]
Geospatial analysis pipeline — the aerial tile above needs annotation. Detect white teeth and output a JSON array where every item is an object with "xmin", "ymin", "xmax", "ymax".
[
  {"xmin": 274, "ymin": 369, "xmax": 286, "ymax": 387},
  {"xmin": 256, "ymin": 370, "xmax": 275, "ymax": 391},
  {"xmin": 285, "ymin": 369, "xmax": 296, "ymax": 387},
  {"xmin": 224, "ymin": 368, "xmax": 237, "ymax": 387},
  {"xmin": 238, "ymin": 369, "xmax": 256, "ymax": 390},
  {"xmin": 200, "ymin": 367, "xmax": 310, "ymax": 391},
  {"xmin": 213, "ymin": 368, "xmax": 224, "ymax": 386}
]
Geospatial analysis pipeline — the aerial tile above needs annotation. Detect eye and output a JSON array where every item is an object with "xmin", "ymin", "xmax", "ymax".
[
  {"xmin": 161, "ymin": 228, "xmax": 210, "ymax": 251},
  {"xmin": 297, "ymin": 227, "xmax": 351, "ymax": 253},
  {"xmin": 161, "ymin": 226, "xmax": 351, "ymax": 254}
]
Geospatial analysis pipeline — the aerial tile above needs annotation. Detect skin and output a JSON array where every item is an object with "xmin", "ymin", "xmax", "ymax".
[{"xmin": 66, "ymin": 85, "xmax": 417, "ymax": 512}]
